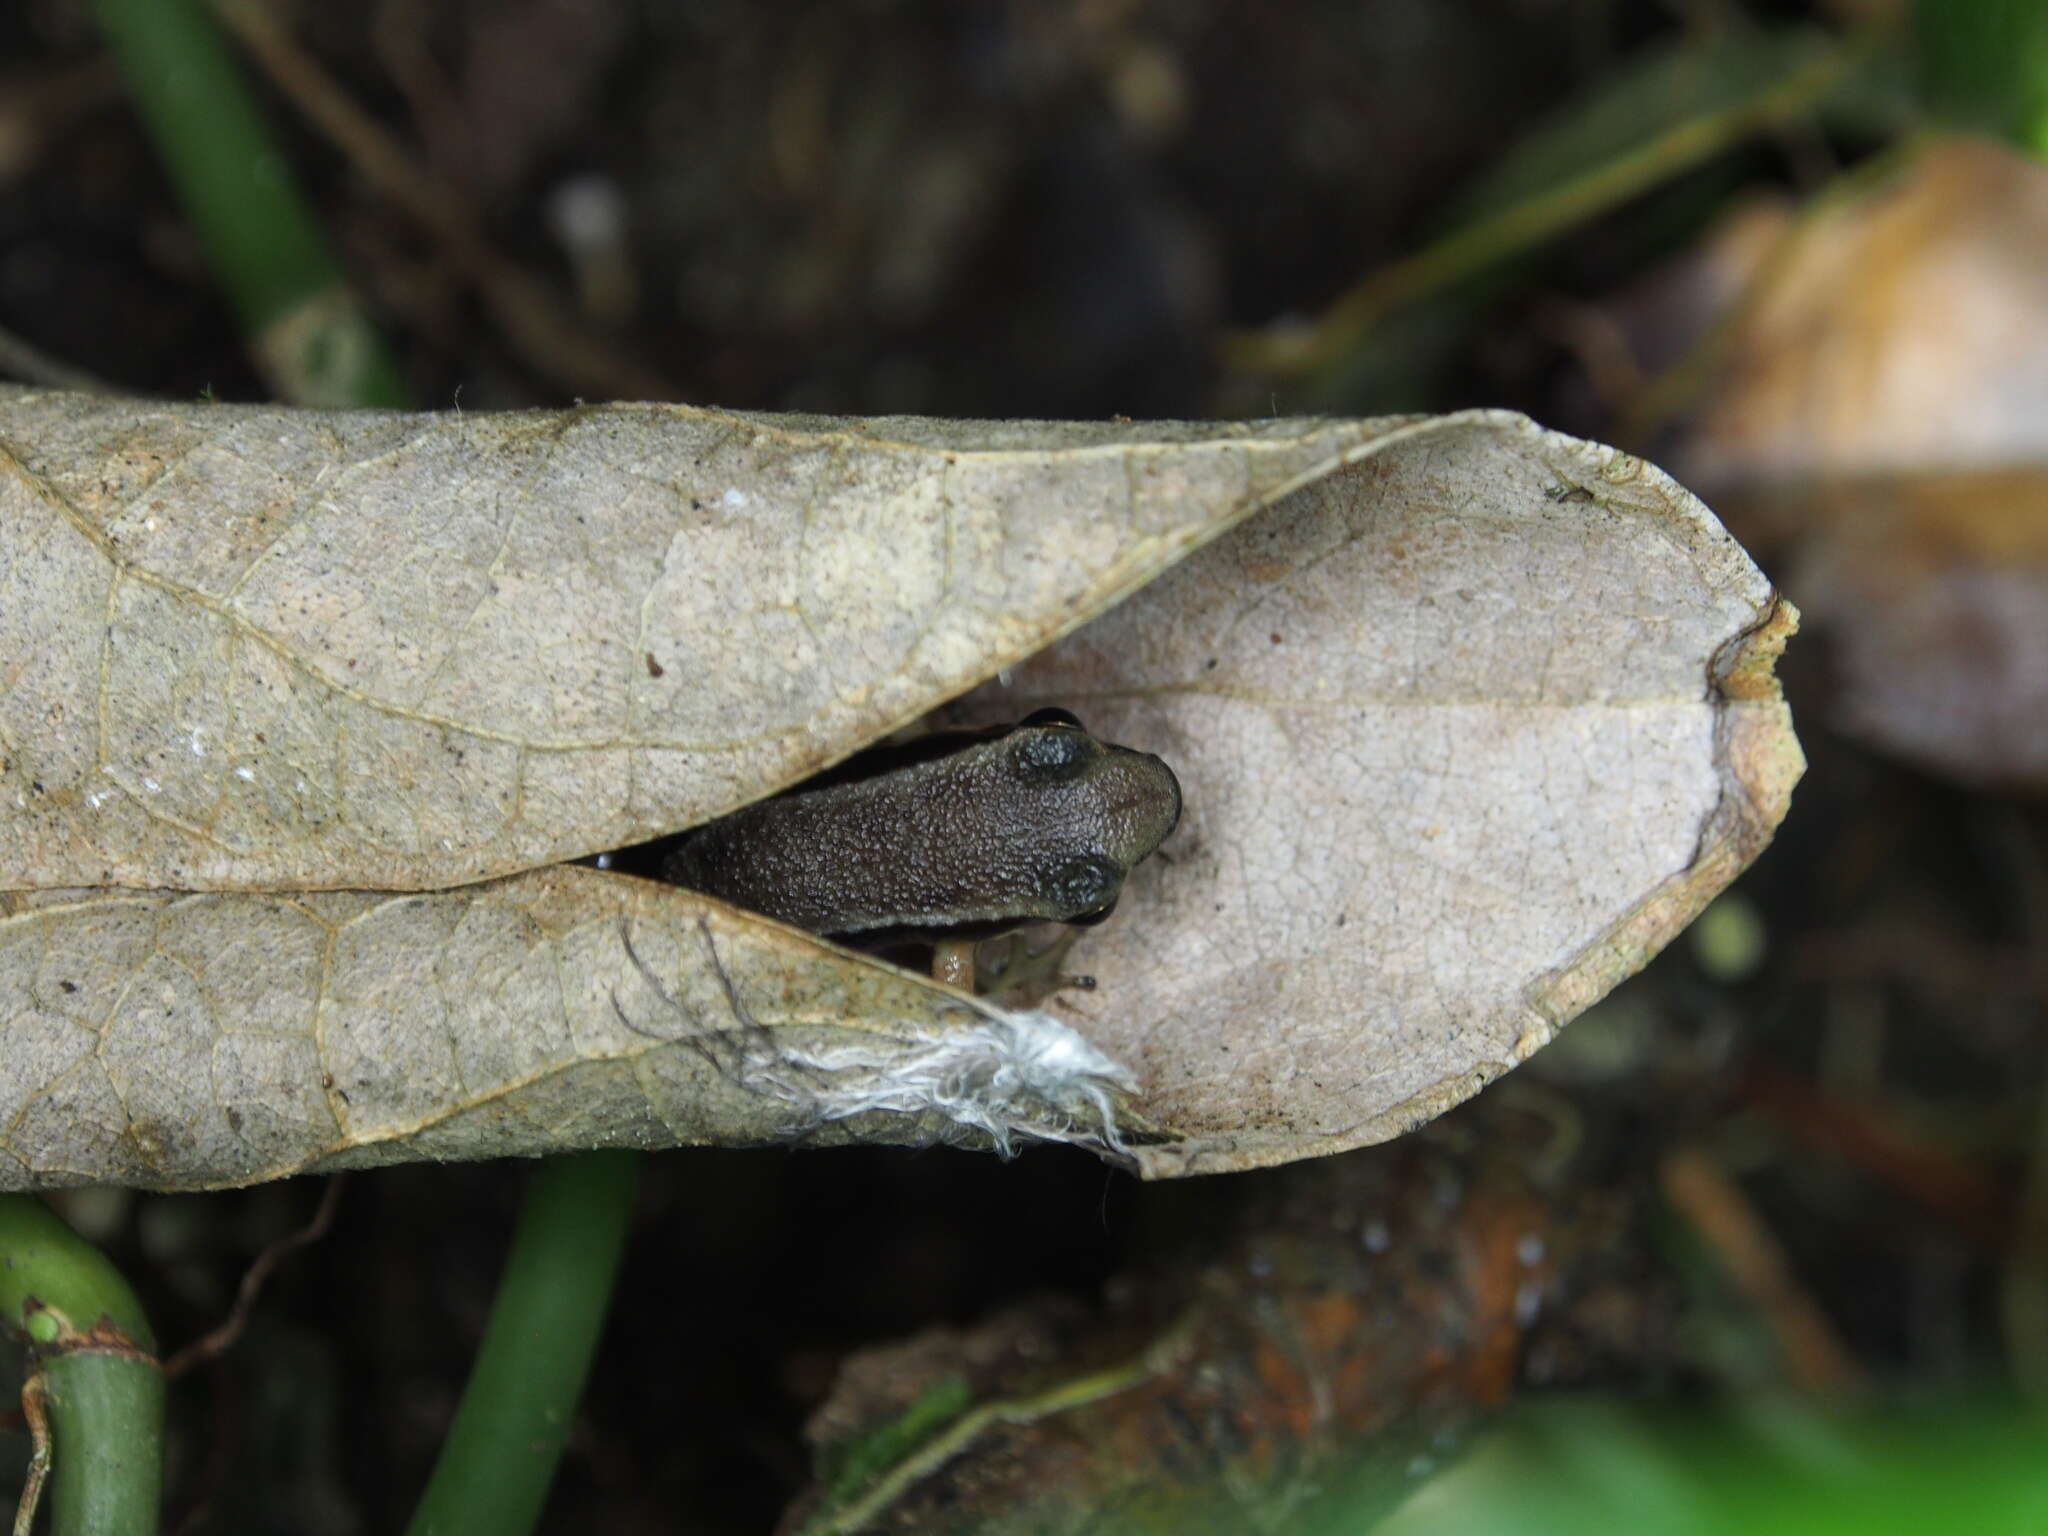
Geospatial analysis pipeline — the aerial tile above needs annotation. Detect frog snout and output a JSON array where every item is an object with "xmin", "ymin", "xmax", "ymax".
[{"xmin": 1106, "ymin": 751, "xmax": 1182, "ymax": 846}]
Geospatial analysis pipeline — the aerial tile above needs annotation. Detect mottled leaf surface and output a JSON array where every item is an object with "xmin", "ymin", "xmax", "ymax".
[
  {"xmin": 0, "ymin": 393, "xmax": 1799, "ymax": 1188},
  {"xmin": 0, "ymin": 389, "xmax": 1373, "ymax": 891},
  {"xmin": 966, "ymin": 413, "xmax": 1800, "ymax": 1174}
]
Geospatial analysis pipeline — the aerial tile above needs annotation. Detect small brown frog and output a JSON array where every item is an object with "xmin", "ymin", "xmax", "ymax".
[{"xmin": 662, "ymin": 709, "xmax": 1181, "ymax": 991}]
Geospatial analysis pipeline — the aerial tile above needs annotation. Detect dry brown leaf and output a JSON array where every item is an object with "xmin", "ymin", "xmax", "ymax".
[
  {"xmin": 1787, "ymin": 470, "xmax": 2048, "ymax": 790},
  {"xmin": 1649, "ymin": 136, "xmax": 2048, "ymax": 789},
  {"xmin": 966, "ymin": 414, "xmax": 1799, "ymax": 1174},
  {"xmin": 0, "ymin": 869, "xmax": 1089, "ymax": 1191},
  {"xmin": 1682, "ymin": 136, "xmax": 2048, "ymax": 488},
  {"xmin": 0, "ymin": 391, "xmax": 1798, "ymax": 1189},
  {"xmin": 0, "ymin": 389, "xmax": 1376, "ymax": 892}
]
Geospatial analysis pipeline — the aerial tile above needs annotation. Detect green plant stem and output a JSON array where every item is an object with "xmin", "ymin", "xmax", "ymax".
[
  {"xmin": 0, "ymin": 1197, "xmax": 154, "ymax": 1349},
  {"xmin": 0, "ymin": 1195, "xmax": 162, "ymax": 1536},
  {"xmin": 795, "ymin": 1311, "xmax": 1196, "ymax": 1536},
  {"xmin": 405, "ymin": 1151, "xmax": 640, "ymax": 1536},
  {"xmin": 1225, "ymin": 35, "xmax": 1856, "ymax": 380},
  {"xmin": 89, "ymin": 0, "xmax": 405, "ymax": 405},
  {"xmin": 33, "ymin": 1353, "xmax": 165, "ymax": 1536}
]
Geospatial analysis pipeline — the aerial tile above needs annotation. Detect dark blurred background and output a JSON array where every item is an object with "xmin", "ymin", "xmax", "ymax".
[{"xmin": 4, "ymin": 1, "xmax": 2047, "ymax": 1531}]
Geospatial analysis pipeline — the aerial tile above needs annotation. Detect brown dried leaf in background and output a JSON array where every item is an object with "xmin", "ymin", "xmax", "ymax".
[
  {"xmin": 1791, "ymin": 471, "xmax": 2048, "ymax": 791},
  {"xmin": 1652, "ymin": 136, "xmax": 2048, "ymax": 789},
  {"xmin": 1682, "ymin": 137, "xmax": 2048, "ymax": 488}
]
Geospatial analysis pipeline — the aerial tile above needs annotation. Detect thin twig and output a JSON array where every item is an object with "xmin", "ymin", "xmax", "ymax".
[
  {"xmin": 0, "ymin": 322, "xmax": 117, "ymax": 393},
  {"xmin": 208, "ymin": 0, "xmax": 674, "ymax": 403},
  {"xmin": 1740, "ymin": 1063, "xmax": 2008, "ymax": 1250},
  {"xmin": 1662, "ymin": 1146, "xmax": 1865, "ymax": 1397},
  {"xmin": 1223, "ymin": 38, "xmax": 1856, "ymax": 381},
  {"xmin": 794, "ymin": 1311, "xmax": 1198, "ymax": 1536},
  {"xmin": 12, "ymin": 1372, "xmax": 50, "ymax": 1536},
  {"xmin": 163, "ymin": 1175, "xmax": 347, "ymax": 1382}
]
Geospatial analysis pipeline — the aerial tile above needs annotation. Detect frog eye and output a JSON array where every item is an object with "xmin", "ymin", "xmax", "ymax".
[
  {"xmin": 1066, "ymin": 896, "xmax": 1119, "ymax": 927},
  {"xmin": 1011, "ymin": 721, "xmax": 1092, "ymax": 783},
  {"xmin": 1021, "ymin": 707, "xmax": 1085, "ymax": 730},
  {"xmin": 1047, "ymin": 854, "xmax": 1121, "ymax": 917}
]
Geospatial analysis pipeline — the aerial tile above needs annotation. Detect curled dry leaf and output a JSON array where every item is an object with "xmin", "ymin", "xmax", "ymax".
[
  {"xmin": 0, "ymin": 388, "xmax": 1377, "ymax": 891},
  {"xmin": 971, "ymin": 413, "xmax": 1799, "ymax": 1174},
  {"xmin": 0, "ymin": 389, "xmax": 1799, "ymax": 1190}
]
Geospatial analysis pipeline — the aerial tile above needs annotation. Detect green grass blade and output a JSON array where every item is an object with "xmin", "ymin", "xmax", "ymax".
[{"xmin": 405, "ymin": 1151, "xmax": 639, "ymax": 1536}]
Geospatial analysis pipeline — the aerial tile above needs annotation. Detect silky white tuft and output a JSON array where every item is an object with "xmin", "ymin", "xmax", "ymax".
[{"xmin": 746, "ymin": 1008, "xmax": 1137, "ymax": 1159}]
